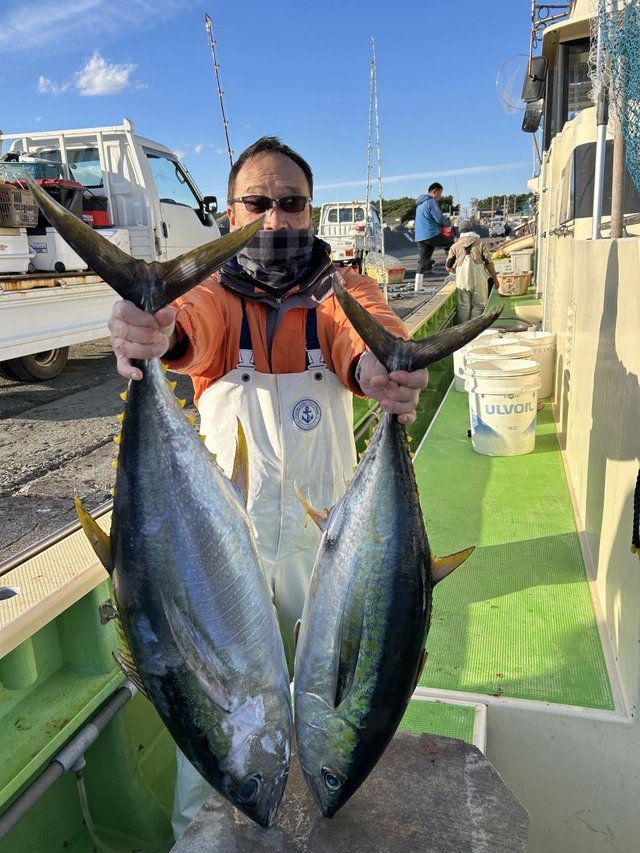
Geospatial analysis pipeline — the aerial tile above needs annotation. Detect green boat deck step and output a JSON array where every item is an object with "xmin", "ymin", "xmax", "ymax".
[
  {"xmin": 413, "ymin": 387, "xmax": 614, "ymax": 710},
  {"xmin": 400, "ymin": 693, "xmax": 486, "ymax": 750}
]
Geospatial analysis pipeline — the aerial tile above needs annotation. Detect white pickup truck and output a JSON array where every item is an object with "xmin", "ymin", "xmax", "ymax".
[
  {"xmin": 316, "ymin": 200, "xmax": 383, "ymax": 270},
  {"xmin": 0, "ymin": 118, "xmax": 221, "ymax": 380}
]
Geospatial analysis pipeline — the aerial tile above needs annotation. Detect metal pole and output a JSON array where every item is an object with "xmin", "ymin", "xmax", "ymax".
[
  {"xmin": 204, "ymin": 12, "xmax": 233, "ymax": 169},
  {"xmin": 611, "ymin": 112, "xmax": 625, "ymax": 239},
  {"xmin": 592, "ymin": 20, "xmax": 608, "ymax": 240}
]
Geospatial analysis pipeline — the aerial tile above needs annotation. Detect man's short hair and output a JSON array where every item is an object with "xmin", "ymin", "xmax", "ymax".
[
  {"xmin": 228, "ymin": 137, "xmax": 314, "ymax": 200},
  {"xmin": 428, "ymin": 182, "xmax": 443, "ymax": 193}
]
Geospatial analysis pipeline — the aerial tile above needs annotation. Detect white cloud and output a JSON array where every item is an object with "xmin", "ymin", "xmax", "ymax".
[
  {"xmin": 0, "ymin": 1, "xmax": 186, "ymax": 54},
  {"xmin": 37, "ymin": 51, "xmax": 140, "ymax": 97},
  {"xmin": 38, "ymin": 76, "xmax": 70, "ymax": 95},
  {"xmin": 316, "ymin": 162, "xmax": 530, "ymax": 191},
  {"xmin": 75, "ymin": 52, "xmax": 137, "ymax": 96}
]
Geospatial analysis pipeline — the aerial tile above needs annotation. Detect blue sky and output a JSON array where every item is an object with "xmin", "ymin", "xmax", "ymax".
[{"xmin": 0, "ymin": 1, "xmax": 536, "ymax": 213}]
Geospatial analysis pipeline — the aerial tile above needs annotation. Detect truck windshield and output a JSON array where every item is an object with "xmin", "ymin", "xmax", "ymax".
[
  {"xmin": 327, "ymin": 206, "xmax": 365, "ymax": 224},
  {"xmin": 144, "ymin": 151, "xmax": 200, "ymax": 209}
]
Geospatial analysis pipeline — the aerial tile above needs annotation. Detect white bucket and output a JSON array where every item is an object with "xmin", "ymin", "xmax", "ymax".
[
  {"xmin": 465, "ymin": 344, "xmax": 534, "ymax": 362},
  {"xmin": 453, "ymin": 332, "xmax": 519, "ymax": 392},
  {"xmin": 464, "ymin": 358, "xmax": 542, "ymax": 456},
  {"xmin": 513, "ymin": 331, "xmax": 556, "ymax": 398}
]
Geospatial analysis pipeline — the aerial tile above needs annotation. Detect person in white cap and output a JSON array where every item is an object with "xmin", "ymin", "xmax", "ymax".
[{"xmin": 445, "ymin": 218, "xmax": 501, "ymax": 323}]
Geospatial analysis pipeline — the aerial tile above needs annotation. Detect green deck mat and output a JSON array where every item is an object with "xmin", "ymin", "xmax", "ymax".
[
  {"xmin": 414, "ymin": 391, "xmax": 614, "ymax": 710},
  {"xmin": 399, "ymin": 699, "xmax": 477, "ymax": 744}
]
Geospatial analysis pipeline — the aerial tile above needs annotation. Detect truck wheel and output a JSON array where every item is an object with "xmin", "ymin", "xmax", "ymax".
[
  {"xmin": 4, "ymin": 347, "xmax": 70, "ymax": 381},
  {"xmin": 0, "ymin": 362, "xmax": 22, "ymax": 381}
]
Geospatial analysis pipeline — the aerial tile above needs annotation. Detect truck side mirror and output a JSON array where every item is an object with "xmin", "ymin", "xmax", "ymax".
[
  {"xmin": 202, "ymin": 195, "xmax": 218, "ymax": 215},
  {"xmin": 521, "ymin": 56, "xmax": 547, "ymax": 103}
]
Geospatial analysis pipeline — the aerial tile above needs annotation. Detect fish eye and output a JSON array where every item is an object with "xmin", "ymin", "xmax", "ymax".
[
  {"xmin": 322, "ymin": 767, "xmax": 343, "ymax": 792},
  {"xmin": 237, "ymin": 775, "xmax": 261, "ymax": 803}
]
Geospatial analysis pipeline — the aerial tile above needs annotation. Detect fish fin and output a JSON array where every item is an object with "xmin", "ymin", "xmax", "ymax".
[
  {"xmin": 230, "ymin": 419, "xmax": 250, "ymax": 506},
  {"xmin": 334, "ymin": 583, "xmax": 365, "ymax": 707},
  {"xmin": 413, "ymin": 649, "xmax": 428, "ymax": 691},
  {"xmin": 294, "ymin": 483, "xmax": 331, "ymax": 530},
  {"xmin": 332, "ymin": 276, "xmax": 503, "ymax": 371},
  {"xmin": 24, "ymin": 174, "xmax": 263, "ymax": 311},
  {"xmin": 73, "ymin": 496, "xmax": 113, "ymax": 573},
  {"xmin": 430, "ymin": 546, "xmax": 475, "ymax": 584},
  {"xmin": 162, "ymin": 593, "xmax": 233, "ymax": 713},
  {"xmin": 293, "ymin": 620, "xmax": 301, "ymax": 655},
  {"xmin": 113, "ymin": 652, "xmax": 150, "ymax": 701}
]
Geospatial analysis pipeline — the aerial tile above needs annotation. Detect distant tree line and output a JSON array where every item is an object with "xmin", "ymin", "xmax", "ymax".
[{"xmin": 309, "ymin": 192, "xmax": 532, "ymax": 230}]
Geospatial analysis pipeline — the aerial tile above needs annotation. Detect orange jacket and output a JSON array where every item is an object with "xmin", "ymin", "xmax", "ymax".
[{"xmin": 166, "ymin": 266, "xmax": 407, "ymax": 405}]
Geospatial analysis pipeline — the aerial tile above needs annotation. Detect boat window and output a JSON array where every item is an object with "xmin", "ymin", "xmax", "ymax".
[
  {"xmin": 565, "ymin": 40, "xmax": 591, "ymax": 121},
  {"xmin": 543, "ymin": 38, "xmax": 591, "ymax": 151},
  {"xmin": 143, "ymin": 150, "xmax": 200, "ymax": 209}
]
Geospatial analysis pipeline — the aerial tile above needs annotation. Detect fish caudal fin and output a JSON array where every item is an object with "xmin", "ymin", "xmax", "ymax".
[
  {"xmin": 332, "ymin": 277, "xmax": 503, "ymax": 372},
  {"xmin": 74, "ymin": 496, "xmax": 113, "ymax": 573},
  {"xmin": 430, "ymin": 545, "xmax": 475, "ymax": 584},
  {"xmin": 24, "ymin": 175, "xmax": 263, "ymax": 312}
]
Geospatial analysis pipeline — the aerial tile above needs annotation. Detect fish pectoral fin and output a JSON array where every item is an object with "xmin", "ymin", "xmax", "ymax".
[
  {"xmin": 334, "ymin": 585, "xmax": 365, "ymax": 707},
  {"xmin": 430, "ymin": 546, "xmax": 475, "ymax": 584},
  {"xmin": 230, "ymin": 418, "xmax": 250, "ymax": 507},
  {"xmin": 74, "ymin": 496, "xmax": 113, "ymax": 573},
  {"xmin": 162, "ymin": 593, "xmax": 233, "ymax": 713},
  {"xmin": 113, "ymin": 652, "xmax": 150, "ymax": 701},
  {"xmin": 294, "ymin": 483, "xmax": 331, "ymax": 531}
]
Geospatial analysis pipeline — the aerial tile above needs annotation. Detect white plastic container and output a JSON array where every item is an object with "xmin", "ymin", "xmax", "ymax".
[
  {"xmin": 0, "ymin": 226, "xmax": 32, "ymax": 274},
  {"xmin": 465, "ymin": 344, "xmax": 534, "ymax": 363},
  {"xmin": 28, "ymin": 228, "xmax": 88, "ymax": 273},
  {"xmin": 453, "ymin": 333, "xmax": 520, "ymax": 392},
  {"xmin": 98, "ymin": 228, "xmax": 131, "ymax": 255},
  {"xmin": 513, "ymin": 330, "xmax": 556, "ymax": 399},
  {"xmin": 464, "ymin": 357, "xmax": 542, "ymax": 456},
  {"xmin": 510, "ymin": 249, "xmax": 534, "ymax": 273}
]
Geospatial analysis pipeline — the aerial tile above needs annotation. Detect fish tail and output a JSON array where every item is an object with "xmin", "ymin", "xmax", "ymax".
[
  {"xmin": 333, "ymin": 277, "xmax": 503, "ymax": 371},
  {"xmin": 25, "ymin": 175, "xmax": 262, "ymax": 311}
]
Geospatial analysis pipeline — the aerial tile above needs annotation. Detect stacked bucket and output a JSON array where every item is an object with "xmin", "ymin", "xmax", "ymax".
[{"xmin": 454, "ymin": 329, "xmax": 556, "ymax": 457}]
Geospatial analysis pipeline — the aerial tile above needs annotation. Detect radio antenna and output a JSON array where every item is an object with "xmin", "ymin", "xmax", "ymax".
[{"xmin": 204, "ymin": 12, "xmax": 234, "ymax": 168}]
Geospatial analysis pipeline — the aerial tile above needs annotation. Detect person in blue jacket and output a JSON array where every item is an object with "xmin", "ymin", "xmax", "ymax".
[{"xmin": 415, "ymin": 182, "xmax": 454, "ymax": 274}]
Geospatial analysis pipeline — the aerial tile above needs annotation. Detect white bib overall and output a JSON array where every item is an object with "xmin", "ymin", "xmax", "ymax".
[{"xmin": 172, "ymin": 302, "xmax": 356, "ymax": 838}]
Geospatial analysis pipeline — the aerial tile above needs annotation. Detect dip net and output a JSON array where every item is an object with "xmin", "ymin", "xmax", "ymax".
[{"xmin": 591, "ymin": 0, "xmax": 640, "ymax": 194}]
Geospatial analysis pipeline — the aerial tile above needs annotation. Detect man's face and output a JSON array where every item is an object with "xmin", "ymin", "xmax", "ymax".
[
  {"xmin": 227, "ymin": 152, "xmax": 313, "ymax": 232},
  {"xmin": 431, "ymin": 188, "xmax": 443, "ymax": 201}
]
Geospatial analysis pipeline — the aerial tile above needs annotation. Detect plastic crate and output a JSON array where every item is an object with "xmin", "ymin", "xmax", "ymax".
[
  {"xmin": 0, "ymin": 184, "xmax": 39, "ymax": 228},
  {"xmin": 366, "ymin": 265, "xmax": 405, "ymax": 285}
]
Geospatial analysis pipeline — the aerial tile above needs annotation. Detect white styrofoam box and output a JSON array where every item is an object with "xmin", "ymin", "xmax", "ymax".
[
  {"xmin": 97, "ymin": 228, "xmax": 131, "ymax": 255},
  {"xmin": 0, "ymin": 226, "xmax": 32, "ymax": 273},
  {"xmin": 28, "ymin": 228, "xmax": 88, "ymax": 273},
  {"xmin": 511, "ymin": 249, "xmax": 534, "ymax": 273}
]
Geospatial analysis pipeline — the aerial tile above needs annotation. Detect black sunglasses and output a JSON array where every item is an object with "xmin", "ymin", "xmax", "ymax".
[{"xmin": 229, "ymin": 194, "xmax": 311, "ymax": 214}]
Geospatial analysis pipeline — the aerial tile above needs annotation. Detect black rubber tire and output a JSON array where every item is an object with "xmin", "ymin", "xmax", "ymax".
[
  {"xmin": 4, "ymin": 347, "xmax": 70, "ymax": 381},
  {"xmin": 0, "ymin": 361, "xmax": 22, "ymax": 381}
]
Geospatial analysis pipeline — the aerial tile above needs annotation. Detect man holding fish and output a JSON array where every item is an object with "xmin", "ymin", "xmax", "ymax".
[{"xmin": 107, "ymin": 136, "xmax": 429, "ymax": 833}]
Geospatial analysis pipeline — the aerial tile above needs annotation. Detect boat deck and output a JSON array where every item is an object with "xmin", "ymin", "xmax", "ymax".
[{"xmin": 414, "ymin": 388, "xmax": 613, "ymax": 710}]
